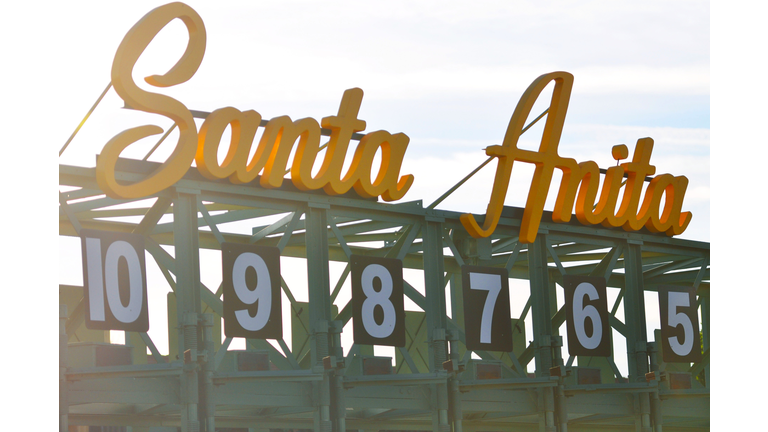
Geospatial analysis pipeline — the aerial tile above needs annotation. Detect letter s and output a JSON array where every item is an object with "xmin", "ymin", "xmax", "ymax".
[{"xmin": 96, "ymin": 2, "xmax": 206, "ymax": 199}]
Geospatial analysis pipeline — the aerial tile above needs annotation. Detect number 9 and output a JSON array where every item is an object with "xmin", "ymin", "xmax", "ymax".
[
  {"xmin": 222, "ymin": 243, "xmax": 282, "ymax": 339},
  {"xmin": 232, "ymin": 252, "xmax": 272, "ymax": 332}
]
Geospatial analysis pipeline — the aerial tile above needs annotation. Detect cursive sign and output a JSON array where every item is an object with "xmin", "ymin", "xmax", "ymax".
[
  {"xmin": 460, "ymin": 72, "xmax": 691, "ymax": 243},
  {"xmin": 96, "ymin": 2, "xmax": 414, "ymax": 202}
]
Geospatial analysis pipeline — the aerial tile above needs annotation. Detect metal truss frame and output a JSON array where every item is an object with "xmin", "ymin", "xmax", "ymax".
[{"xmin": 59, "ymin": 157, "xmax": 709, "ymax": 432}]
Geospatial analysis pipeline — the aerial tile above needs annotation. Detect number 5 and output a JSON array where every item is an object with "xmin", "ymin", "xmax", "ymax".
[{"xmin": 659, "ymin": 286, "xmax": 701, "ymax": 362}]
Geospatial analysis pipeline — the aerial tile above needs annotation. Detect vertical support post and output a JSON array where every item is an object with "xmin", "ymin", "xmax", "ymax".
[
  {"xmin": 650, "ymin": 391, "xmax": 662, "ymax": 432},
  {"xmin": 423, "ymin": 219, "xmax": 450, "ymax": 432},
  {"xmin": 528, "ymin": 234, "xmax": 556, "ymax": 432},
  {"xmin": 330, "ymin": 320, "xmax": 346, "ymax": 432},
  {"xmin": 648, "ymin": 342, "xmax": 659, "ymax": 374},
  {"xmin": 528, "ymin": 235, "xmax": 554, "ymax": 375},
  {"xmin": 449, "ymin": 273, "xmax": 466, "ymax": 359},
  {"xmin": 543, "ymin": 387, "xmax": 556, "ymax": 432},
  {"xmin": 424, "ymin": 220, "xmax": 448, "ymax": 370},
  {"xmin": 202, "ymin": 314, "xmax": 216, "ymax": 432},
  {"xmin": 647, "ymin": 341, "xmax": 663, "ymax": 430},
  {"xmin": 623, "ymin": 242, "xmax": 649, "ymax": 381},
  {"xmin": 700, "ymin": 288, "xmax": 710, "ymax": 389},
  {"xmin": 449, "ymin": 273, "xmax": 465, "ymax": 432},
  {"xmin": 447, "ymin": 332, "xmax": 463, "ymax": 432},
  {"xmin": 556, "ymin": 384, "xmax": 568, "ymax": 432},
  {"xmin": 305, "ymin": 204, "xmax": 334, "ymax": 432},
  {"xmin": 623, "ymin": 241, "xmax": 651, "ymax": 432},
  {"xmin": 624, "ymin": 244, "xmax": 648, "ymax": 382},
  {"xmin": 59, "ymin": 304, "xmax": 68, "ymax": 432},
  {"xmin": 168, "ymin": 293, "xmax": 179, "ymax": 361},
  {"xmin": 548, "ymin": 279, "xmax": 560, "ymax": 340},
  {"xmin": 174, "ymin": 190, "xmax": 203, "ymax": 432},
  {"xmin": 549, "ymin": 277, "xmax": 567, "ymax": 432},
  {"xmin": 551, "ymin": 335, "xmax": 568, "ymax": 432}
]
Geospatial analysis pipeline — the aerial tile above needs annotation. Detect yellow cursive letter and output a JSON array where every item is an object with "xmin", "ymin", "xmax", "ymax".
[
  {"xmin": 96, "ymin": 2, "xmax": 205, "ymax": 199},
  {"xmin": 460, "ymin": 71, "xmax": 578, "ymax": 243}
]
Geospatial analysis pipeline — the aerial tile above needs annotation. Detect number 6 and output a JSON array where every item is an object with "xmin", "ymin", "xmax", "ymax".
[
  {"xmin": 573, "ymin": 282, "xmax": 603, "ymax": 350},
  {"xmin": 564, "ymin": 275, "xmax": 610, "ymax": 357}
]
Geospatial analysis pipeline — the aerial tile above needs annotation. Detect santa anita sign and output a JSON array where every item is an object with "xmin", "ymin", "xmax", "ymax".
[{"xmin": 98, "ymin": 2, "xmax": 692, "ymax": 244}]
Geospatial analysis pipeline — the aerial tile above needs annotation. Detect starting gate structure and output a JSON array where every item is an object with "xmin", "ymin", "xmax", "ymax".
[
  {"xmin": 59, "ymin": 156, "xmax": 709, "ymax": 432},
  {"xmin": 58, "ymin": 3, "xmax": 709, "ymax": 432}
]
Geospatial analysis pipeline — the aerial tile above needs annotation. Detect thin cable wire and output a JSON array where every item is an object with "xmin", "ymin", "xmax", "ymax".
[
  {"xmin": 59, "ymin": 82, "xmax": 112, "ymax": 157},
  {"xmin": 427, "ymin": 108, "xmax": 549, "ymax": 209},
  {"xmin": 143, "ymin": 123, "xmax": 177, "ymax": 161}
]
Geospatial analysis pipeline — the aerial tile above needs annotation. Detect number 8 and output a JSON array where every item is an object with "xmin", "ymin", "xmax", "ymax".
[{"xmin": 361, "ymin": 264, "xmax": 396, "ymax": 338}]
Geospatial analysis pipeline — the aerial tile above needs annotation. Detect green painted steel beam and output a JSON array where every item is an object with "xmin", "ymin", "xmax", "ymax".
[{"xmin": 60, "ymin": 161, "xmax": 709, "ymax": 432}]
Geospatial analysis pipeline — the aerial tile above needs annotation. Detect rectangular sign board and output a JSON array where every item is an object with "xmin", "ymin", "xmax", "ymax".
[
  {"xmin": 658, "ymin": 285, "xmax": 702, "ymax": 363},
  {"xmin": 81, "ymin": 229, "xmax": 149, "ymax": 332},
  {"xmin": 222, "ymin": 242, "xmax": 283, "ymax": 339},
  {"xmin": 563, "ymin": 274, "xmax": 611, "ymax": 357},
  {"xmin": 351, "ymin": 254, "xmax": 405, "ymax": 347},
  {"xmin": 461, "ymin": 266, "xmax": 514, "ymax": 352}
]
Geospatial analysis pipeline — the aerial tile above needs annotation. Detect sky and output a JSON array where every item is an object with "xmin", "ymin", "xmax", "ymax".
[{"xmin": 2, "ymin": 0, "xmax": 764, "ymax": 429}]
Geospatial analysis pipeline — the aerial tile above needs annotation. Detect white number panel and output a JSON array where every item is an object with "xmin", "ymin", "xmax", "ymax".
[
  {"xmin": 461, "ymin": 266, "xmax": 513, "ymax": 352},
  {"xmin": 563, "ymin": 275, "xmax": 611, "ymax": 357},
  {"xmin": 222, "ymin": 243, "xmax": 282, "ymax": 339},
  {"xmin": 658, "ymin": 285, "xmax": 702, "ymax": 363},
  {"xmin": 351, "ymin": 255, "xmax": 405, "ymax": 347},
  {"xmin": 81, "ymin": 229, "xmax": 149, "ymax": 332}
]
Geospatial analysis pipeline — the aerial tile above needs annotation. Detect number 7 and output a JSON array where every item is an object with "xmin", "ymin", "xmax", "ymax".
[{"xmin": 469, "ymin": 272, "xmax": 502, "ymax": 344}]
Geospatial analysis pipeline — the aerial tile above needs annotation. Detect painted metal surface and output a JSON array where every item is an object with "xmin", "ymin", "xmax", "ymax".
[{"xmin": 59, "ymin": 155, "xmax": 709, "ymax": 432}]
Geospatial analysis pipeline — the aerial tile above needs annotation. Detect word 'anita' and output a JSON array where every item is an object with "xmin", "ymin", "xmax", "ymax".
[
  {"xmin": 460, "ymin": 72, "xmax": 692, "ymax": 243},
  {"xmin": 96, "ymin": 3, "xmax": 413, "ymax": 202}
]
